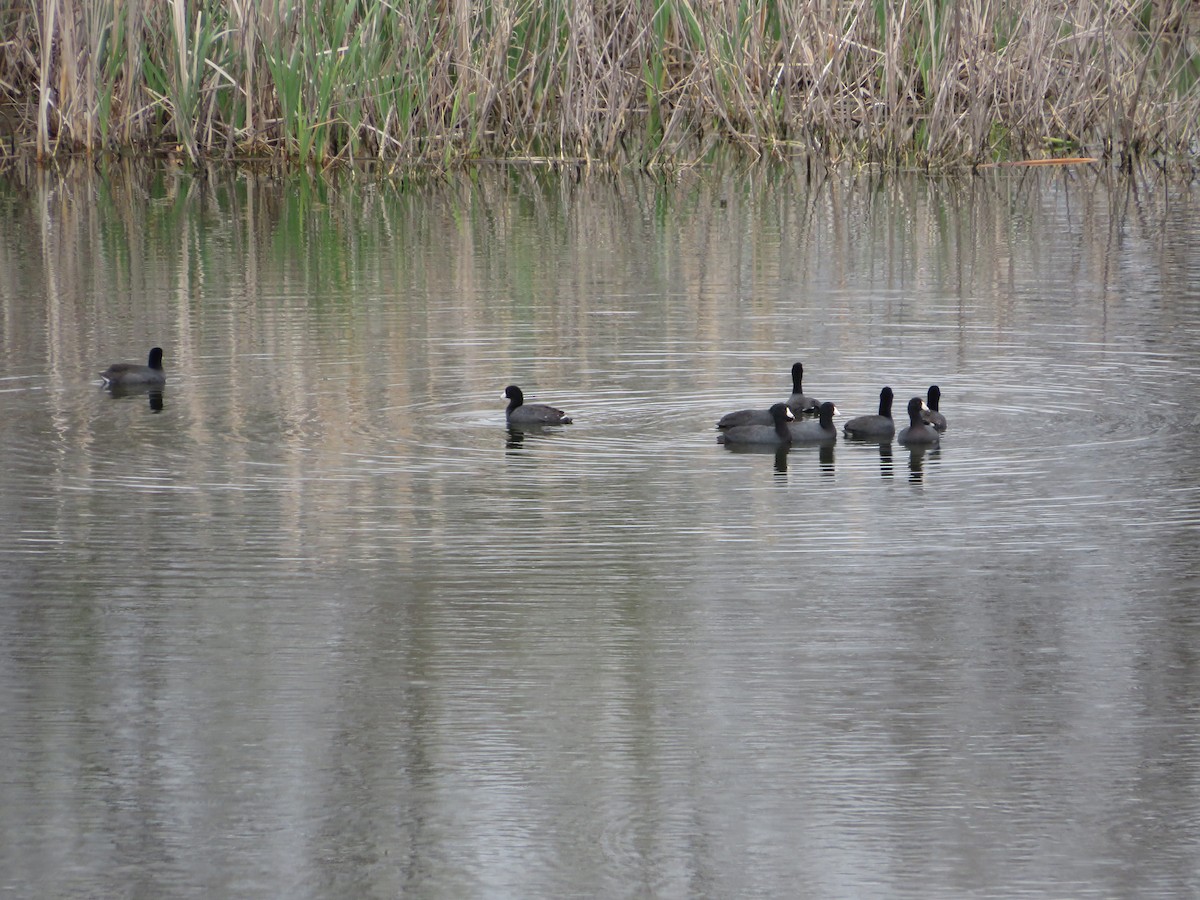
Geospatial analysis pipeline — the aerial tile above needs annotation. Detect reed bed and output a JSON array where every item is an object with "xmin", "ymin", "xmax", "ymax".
[{"xmin": 1, "ymin": 0, "xmax": 1198, "ymax": 170}]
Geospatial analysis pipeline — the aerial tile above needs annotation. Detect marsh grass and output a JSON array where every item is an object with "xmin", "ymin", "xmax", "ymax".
[{"xmin": 1, "ymin": 0, "xmax": 1198, "ymax": 170}]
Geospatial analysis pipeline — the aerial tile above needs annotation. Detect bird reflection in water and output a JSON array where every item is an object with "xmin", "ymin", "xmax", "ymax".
[
  {"xmin": 781, "ymin": 443, "xmax": 838, "ymax": 479},
  {"xmin": 505, "ymin": 424, "xmax": 568, "ymax": 452},
  {"xmin": 773, "ymin": 447, "xmax": 789, "ymax": 476},
  {"xmin": 819, "ymin": 442, "xmax": 835, "ymax": 476},
  {"xmin": 105, "ymin": 383, "xmax": 165, "ymax": 413},
  {"xmin": 719, "ymin": 442, "xmax": 837, "ymax": 480},
  {"xmin": 907, "ymin": 446, "xmax": 941, "ymax": 483},
  {"xmin": 878, "ymin": 442, "xmax": 894, "ymax": 479}
]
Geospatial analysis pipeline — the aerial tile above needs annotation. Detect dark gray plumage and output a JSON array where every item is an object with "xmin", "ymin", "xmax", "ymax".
[
  {"xmin": 843, "ymin": 387, "xmax": 895, "ymax": 440},
  {"xmin": 503, "ymin": 385, "xmax": 573, "ymax": 425},
  {"xmin": 789, "ymin": 401, "xmax": 839, "ymax": 442},
  {"xmin": 923, "ymin": 385, "xmax": 947, "ymax": 431},
  {"xmin": 898, "ymin": 396, "xmax": 940, "ymax": 445},
  {"xmin": 716, "ymin": 361, "xmax": 819, "ymax": 428},
  {"xmin": 100, "ymin": 347, "xmax": 166, "ymax": 387},
  {"xmin": 718, "ymin": 402, "xmax": 794, "ymax": 446},
  {"xmin": 786, "ymin": 362, "xmax": 820, "ymax": 415}
]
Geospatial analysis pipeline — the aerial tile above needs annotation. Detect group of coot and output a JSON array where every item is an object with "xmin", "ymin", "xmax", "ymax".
[
  {"xmin": 714, "ymin": 367, "xmax": 945, "ymax": 448},
  {"xmin": 101, "ymin": 350, "xmax": 946, "ymax": 449},
  {"xmin": 501, "ymin": 361, "xmax": 947, "ymax": 449}
]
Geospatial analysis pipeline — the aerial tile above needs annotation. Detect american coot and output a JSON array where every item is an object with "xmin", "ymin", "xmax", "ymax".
[
  {"xmin": 923, "ymin": 385, "xmax": 947, "ymax": 431},
  {"xmin": 716, "ymin": 361, "xmax": 819, "ymax": 428},
  {"xmin": 898, "ymin": 396, "xmax": 940, "ymax": 445},
  {"xmin": 843, "ymin": 387, "xmax": 895, "ymax": 440},
  {"xmin": 503, "ymin": 385, "xmax": 573, "ymax": 425},
  {"xmin": 716, "ymin": 406, "xmax": 774, "ymax": 429},
  {"xmin": 789, "ymin": 401, "xmax": 839, "ymax": 442},
  {"xmin": 718, "ymin": 402, "xmax": 794, "ymax": 446},
  {"xmin": 100, "ymin": 347, "xmax": 166, "ymax": 387},
  {"xmin": 786, "ymin": 362, "xmax": 821, "ymax": 415}
]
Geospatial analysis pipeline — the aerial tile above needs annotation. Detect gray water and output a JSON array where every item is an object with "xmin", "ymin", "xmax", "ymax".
[{"xmin": 1, "ymin": 162, "xmax": 1199, "ymax": 898}]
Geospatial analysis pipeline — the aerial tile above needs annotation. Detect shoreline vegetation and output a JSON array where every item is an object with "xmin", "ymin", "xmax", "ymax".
[{"xmin": 1, "ymin": 1, "xmax": 1198, "ymax": 172}]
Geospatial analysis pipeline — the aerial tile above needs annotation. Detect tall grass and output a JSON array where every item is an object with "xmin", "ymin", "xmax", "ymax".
[{"xmin": 1, "ymin": 0, "xmax": 1198, "ymax": 169}]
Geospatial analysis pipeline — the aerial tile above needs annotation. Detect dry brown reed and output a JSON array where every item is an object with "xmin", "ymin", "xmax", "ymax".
[{"xmin": 0, "ymin": 0, "xmax": 1197, "ymax": 169}]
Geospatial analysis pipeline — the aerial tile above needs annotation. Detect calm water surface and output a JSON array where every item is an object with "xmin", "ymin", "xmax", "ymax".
[{"xmin": 1, "ymin": 163, "xmax": 1199, "ymax": 898}]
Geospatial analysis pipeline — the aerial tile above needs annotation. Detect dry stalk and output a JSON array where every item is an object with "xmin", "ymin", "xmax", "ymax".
[{"xmin": 3, "ymin": 0, "xmax": 1199, "ymax": 168}]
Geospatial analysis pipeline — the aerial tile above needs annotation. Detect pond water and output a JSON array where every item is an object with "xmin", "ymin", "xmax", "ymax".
[{"xmin": 1, "ymin": 161, "xmax": 1199, "ymax": 898}]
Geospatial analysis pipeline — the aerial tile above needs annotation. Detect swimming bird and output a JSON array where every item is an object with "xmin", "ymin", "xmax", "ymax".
[
  {"xmin": 923, "ymin": 385, "xmax": 947, "ymax": 431},
  {"xmin": 843, "ymin": 387, "xmax": 895, "ymax": 440},
  {"xmin": 716, "ymin": 361, "xmax": 819, "ymax": 428},
  {"xmin": 503, "ymin": 385, "xmax": 573, "ymax": 425},
  {"xmin": 100, "ymin": 347, "xmax": 166, "ymax": 387},
  {"xmin": 786, "ymin": 362, "xmax": 821, "ymax": 416},
  {"xmin": 716, "ymin": 406, "xmax": 774, "ymax": 429},
  {"xmin": 898, "ymin": 396, "xmax": 940, "ymax": 445},
  {"xmin": 718, "ymin": 402, "xmax": 794, "ymax": 446},
  {"xmin": 789, "ymin": 401, "xmax": 839, "ymax": 442}
]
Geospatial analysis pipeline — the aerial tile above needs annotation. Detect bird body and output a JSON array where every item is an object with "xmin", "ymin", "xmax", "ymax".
[
  {"xmin": 786, "ymin": 362, "xmax": 820, "ymax": 415},
  {"xmin": 716, "ymin": 407, "xmax": 774, "ymax": 429},
  {"xmin": 843, "ymin": 387, "xmax": 895, "ymax": 440},
  {"xmin": 789, "ymin": 401, "xmax": 838, "ymax": 442},
  {"xmin": 503, "ymin": 385, "xmax": 573, "ymax": 425},
  {"xmin": 100, "ymin": 347, "xmax": 166, "ymax": 387},
  {"xmin": 898, "ymin": 396, "xmax": 940, "ymax": 445},
  {"xmin": 923, "ymin": 385, "xmax": 947, "ymax": 431},
  {"xmin": 716, "ymin": 361, "xmax": 819, "ymax": 428},
  {"xmin": 718, "ymin": 403, "xmax": 794, "ymax": 446}
]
